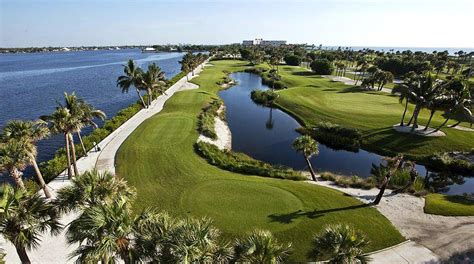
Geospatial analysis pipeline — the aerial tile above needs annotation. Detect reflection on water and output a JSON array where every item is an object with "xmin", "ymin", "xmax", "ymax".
[{"xmin": 220, "ymin": 72, "xmax": 473, "ymax": 195}]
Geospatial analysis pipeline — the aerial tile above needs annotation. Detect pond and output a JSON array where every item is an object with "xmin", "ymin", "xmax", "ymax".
[{"xmin": 219, "ymin": 72, "xmax": 474, "ymax": 195}]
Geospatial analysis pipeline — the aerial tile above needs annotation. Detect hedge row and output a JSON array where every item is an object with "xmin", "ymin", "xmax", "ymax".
[
  {"xmin": 250, "ymin": 90, "xmax": 279, "ymax": 106},
  {"xmin": 305, "ymin": 122, "xmax": 362, "ymax": 152},
  {"xmin": 195, "ymin": 141, "xmax": 305, "ymax": 181}
]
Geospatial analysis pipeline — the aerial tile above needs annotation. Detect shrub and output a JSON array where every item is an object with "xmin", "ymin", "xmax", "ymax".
[
  {"xmin": 428, "ymin": 152, "xmax": 474, "ymax": 175},
  {"xmin": 310, "ymin": 59, "xmax": 334, "ymax": 75},
  {"xmin": 250, "ymin": 90, "xmax": 279, "ymax": 106},
  {"xmin": 261, "ymin": 73, "xmax": 286, "ymax": 89},
  {"xmin": 310, "ymin": 122, "xmax": 361, "ymax": 151},
  {"xmin": 244, "ymin": 67, "xmax": 267, "ymax": 74},
  {"xmin": 197, "ymin": 100, "xmax": 223, "ymax": 140},
  {"xmin": 195, "ymin": 141, "xmax": 305, "ymax": 181},
  {"xmin": 284, "ymin": 55, "xmax": 302, "ymax": 66},
  {"xmin": 319, "ymin": 172, "xmax": 375, "ymax": 190}
]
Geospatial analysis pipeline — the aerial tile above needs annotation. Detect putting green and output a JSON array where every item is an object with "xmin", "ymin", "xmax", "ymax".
[{"xmin": 182, "ymin": 179, "xmax": 305, "ymax": 232}]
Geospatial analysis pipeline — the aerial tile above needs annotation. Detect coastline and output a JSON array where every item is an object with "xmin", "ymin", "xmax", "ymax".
[{"xmin": 0, "ymin": 61, "xmax": 210, "ymax": 264}]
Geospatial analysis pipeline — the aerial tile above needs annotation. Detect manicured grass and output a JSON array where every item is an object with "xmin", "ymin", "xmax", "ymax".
[
  {"xmin": 424, "ymin": 193, "xmax": 474, "ymax": 216},
  {"xmin": 273, "ymin": 65, "xmax": 474, "ymax": 159},
  {"xmin": 116, "ymin": 60, "xmax": 404, "ymax": 261}
]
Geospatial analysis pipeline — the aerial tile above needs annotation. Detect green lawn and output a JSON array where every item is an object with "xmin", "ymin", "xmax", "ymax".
[
  {"xmin": 116, "ymin": 60, "xmax": 404, "ymax": 261},
  {"xmin": 424, "ymin": 194, "xmax": 474, "ymax": 216},
  {"xmin": 273, "ymin": 65, "xmax": 474, "ymax": 159}
]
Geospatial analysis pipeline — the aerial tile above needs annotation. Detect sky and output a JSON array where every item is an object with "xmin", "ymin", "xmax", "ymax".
[{"xmin": 1, "ymin": 0, "xmax": 473, "ymax": 48}]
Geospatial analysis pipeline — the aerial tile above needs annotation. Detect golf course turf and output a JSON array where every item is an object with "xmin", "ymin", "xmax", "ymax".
[
  {"xmin": 274, "ymin": 66, "xmax": 474, "ymax": 160},
  {"xmin": 116, "ymin": 60, "xmax": 404, "ymax": 261},
  {"xmin": 424, "ymin": 193, "xmax": 474, "ymax": 216}
]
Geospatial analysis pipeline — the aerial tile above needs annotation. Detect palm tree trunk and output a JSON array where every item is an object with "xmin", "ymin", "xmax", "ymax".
[
  {"xmin": 10, "ymin": 168, "xmax": 25, "ymax": 189},
  {"xmin": 31, "ymin": 159, "xmax": 51, "ymax": 198},
  {"xmin": 77, "ymin": 131, "xmax": 87, "ymax": 157},
  {"xmin": 68, "ymin": 133, "xmax": 79, "ymax": 177},
  {"xmin": 305, "ymin": 156, "xmax": 317, "ymax": 181},
  {"xmin": 65, "ymin": 133, "xmax": 73, "ymax": 179},
  {"xmin": 407, "ymin": 112, "xmax": 415, "ymax": 126},
  {"xmin": 15, "ymin": 245, "xmax": 31, "ymax": 264},
  {"xmin": 374, "ymin": 158, "xmax": 403, "ymax": 205},
  {"xmin": 449, "ymin": 121, "xmax": 462, "ymax": 128},
  {"xmin": 136, "ymin": 88, "xmax": 147, "ymax": 108},
  {"xmin": 147, "ymin": 89, "xmax": 152, "ymax": 107},
  {"xmin": 435, "ymin": 117, "xmax": 450, "ymax": 132},
  {"xmin": 102, "ymin": 254, "xmax": 110, "ymax": 264},
  {"xmin": 411, "ymin": 106, "xmax": 421, "ymax": 132},
  {"xmin": 400, "ymin": 99, "xmax": 409, "ymax": 126},
  {"xmin": 424, "ymin": 110, "xmax": 435, "ymax": 131}
]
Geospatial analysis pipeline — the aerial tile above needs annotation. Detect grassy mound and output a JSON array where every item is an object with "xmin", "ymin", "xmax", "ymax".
[{"xmin": 424, "ymin": 193, "xmax": 474, "ymax": 216}]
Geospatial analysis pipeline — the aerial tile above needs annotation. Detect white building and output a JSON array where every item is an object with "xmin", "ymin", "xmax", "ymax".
[{"xmin": 242, "ymin": 38, "xmax": 287, "ymax": 46}]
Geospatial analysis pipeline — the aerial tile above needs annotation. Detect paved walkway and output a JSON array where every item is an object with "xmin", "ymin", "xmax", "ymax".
[{"xmin": 0, "ymin": 62, "xmax": 209, "ymax": 264}]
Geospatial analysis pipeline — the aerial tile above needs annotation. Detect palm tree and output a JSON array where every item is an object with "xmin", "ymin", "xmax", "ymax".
[
  {"xmin": 141, "ymin": 63, "xmax": 167, "ymax": 107},
  {"xmin": 67, "ymin": 199, "xmax": 135, "ymax": 264},
  {"xmin": 61, "ymin": 92, "xmax": 106, "ymax": 157},
  {"xmin": 1, "ymin": 120, "xmax": 52, "ymax": 197},
  {"xmin": 268, "ymin": 69, "xmax": 280, "ymax": 91},
  {"xmin": 392, "ymin": 84, "xmax": 411, "ymax": 126},
  {"xmin": 376, "ymin": 71, "xmax": 393, "ymax": 91},
  {"xmin": 41, "ymin": 107, "xmax": 81, "ymax": 178},
  {"xmin": 434, "ymin": 78, "xmax": 473, "ymax": 131},
  {"xmin": 0, "ymin": 141, "xmax": 30, "ymax": 188},
  {"xmin": 234, "ymin": 229, "xmax": 292, "ymax": 263},
  {"xmin": 180, "ymin": 53, "xmax": 194, "ymax": 81},
  {"xmin": 293, "ymin": 135, "xmax": 319, "ymax": 181},
  {"xmin": 373, "ymin": 155, "xmax": 404, "ymax": 205},
  {"xmin": 0, "ymin": 185, "xmax": 62, "ymax": 263},
  {"xmin": 309, "ymin": 224, "xmax": 370, "ymax": 264},
  {"xmin": 54, "ymin": 169, "xmax": 136, "ymax": 214},
  {"xmin": 133, "ymin": 210, "xmax": 179, "ymax": 262},
  {"xmin": 399, "ymin": 74, "xmax": 442, "ymax": 132},
  {"xmin": 168, "ymin": 217, "xmax": 228, "ymax": 263},
  {"xmin": 117, "ymin": 59, "xmax": 147, "ymax": 108}
]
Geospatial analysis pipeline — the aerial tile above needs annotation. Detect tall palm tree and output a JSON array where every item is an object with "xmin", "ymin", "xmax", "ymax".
[
  {"xmin": 117, "ymin": 59, "xmax": 147, "ymax": 108},
  {"xmin": 293, "ymin": 135, "xmax": 319, "ymax": 181},
  {"xmin": 435, "ymin": 79, "xmax": 473, "ymax": 131},
  {"xmin": 392, "ymin": 84, "xmax": 411, "ymax": 126},
  {"xmin": 268, "ymin": 69, "xmax": 280, "ymax": 91},
  {"xmin": 54, "ymin": 169, "xmax": 136, "ymax": 214},
  {"xmin": 67, "ymin": 198, "xmax": 135, "ymax": 264},
  {"xmin": 400, "ymin": 74, "xmax": 442, "ymax": 132},
  {"xmin": 0, "ymin": 141, "xmax": 30, "ymax": 189},
  {"xmin": 180, "ymin": 53, "xmax": 194, "ymax": 81},
  {"xmin": 41, "ymin": 107, "xmax": 80, "ymax": 178},
  {"xmin": 234, "ymin": 229, "xmax": 292, "ymax": 264},
  {"xmin": 309, "ymin": 224, "xmax": 370, "ymax": 264},
  {"xmin": 61, "ymin": 92, "xmax": 106, "ymax": 156},
  {"xmin": 141, "ymin": 63, "xmax": 167, "ymax": 107},
  {"xmin": 0, "ymin": 185, "xmax": 62, "ymax": 263},
  {"xmin": 1, "ymin": 120, "xmax": 52, "ymax": 197}
]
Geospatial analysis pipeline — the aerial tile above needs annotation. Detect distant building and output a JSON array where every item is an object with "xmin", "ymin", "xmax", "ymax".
[
  {"xmin": 142, "ymin": 47, "xmax": 156, "ymax": 53},
  {"xmin": 242, "ymin": 38, "xmax": 287, "ymax": 46}
]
